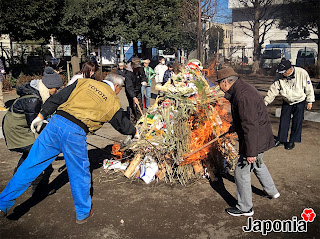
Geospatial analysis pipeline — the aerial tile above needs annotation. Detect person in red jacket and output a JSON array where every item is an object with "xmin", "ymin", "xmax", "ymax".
[{"xmin": 216, "ymin": 67, "xmax": 280, "ymax": 217}]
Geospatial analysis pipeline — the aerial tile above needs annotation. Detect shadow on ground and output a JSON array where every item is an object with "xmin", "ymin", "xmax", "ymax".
[
  {"xmin": 209, "ymin": 173, "xmax": 267, "ymax": 209},
  {"xmin": 6, "ymin": 145, "xmax": 113, "ymax": 220}
]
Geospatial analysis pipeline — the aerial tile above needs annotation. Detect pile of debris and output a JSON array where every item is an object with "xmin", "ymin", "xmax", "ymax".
[{"xmin": 105, "ymin": 61, "xmax": 239, "ymax": 185}]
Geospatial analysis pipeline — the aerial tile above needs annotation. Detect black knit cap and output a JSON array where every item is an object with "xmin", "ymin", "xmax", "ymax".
[
  {"xmin": 276, "ymin": 60, "xmax": 292, "ymax": 74},
  {"xmin": 42, "ymin": 67, "xmax": 63, "ymax": 89}
]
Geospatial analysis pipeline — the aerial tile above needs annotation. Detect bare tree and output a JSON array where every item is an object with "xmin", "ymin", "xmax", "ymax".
[
  {"xmin": 233, "ymin": 0, "xmax": 280, "ymax": 73},
  {"xmin": 180, "ymin": 0, "xmax": 214, "ymax": 60}
]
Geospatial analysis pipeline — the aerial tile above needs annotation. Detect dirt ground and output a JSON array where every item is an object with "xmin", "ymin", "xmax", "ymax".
[{"xmin": 0, "ymin": 75, "xmax": 319, "ymax": 239}]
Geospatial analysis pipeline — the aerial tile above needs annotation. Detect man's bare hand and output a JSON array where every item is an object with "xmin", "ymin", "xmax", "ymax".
[
  {"xmin": 307, "ymin": 103, "xmax": 312, "ymax": 110},
  {"xmin": 133, "ymin": 97, "xmax": 139, "ymax": 105},
  {"xmin": 247, "ymin": 156, "xmax": 257, "ymax": 164}
]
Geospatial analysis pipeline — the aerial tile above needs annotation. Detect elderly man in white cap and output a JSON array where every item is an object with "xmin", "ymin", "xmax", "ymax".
[{"xmin": 264, "ymin": 60, "xmax": 315, "ymax": 150}]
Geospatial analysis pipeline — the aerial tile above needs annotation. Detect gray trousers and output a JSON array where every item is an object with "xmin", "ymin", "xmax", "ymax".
[{"xmin": 235, "ymin": 153, "xmax": 278, "ymax": 211}]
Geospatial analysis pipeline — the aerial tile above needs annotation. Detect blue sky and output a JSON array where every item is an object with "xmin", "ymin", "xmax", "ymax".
[{"xmin": 215, "ymin": 0, "xmax": 232, "ymax": 24}]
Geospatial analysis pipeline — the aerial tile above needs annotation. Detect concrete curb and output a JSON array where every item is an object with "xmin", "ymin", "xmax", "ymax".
[{"xmin": 275, "ymin": 108, "xmax": 320, "ymax": 123}]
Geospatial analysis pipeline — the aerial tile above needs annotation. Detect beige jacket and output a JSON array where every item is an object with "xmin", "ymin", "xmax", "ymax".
[{"xmin": 264, "ymin": 67, "xmax": 315, "ymax": 105}]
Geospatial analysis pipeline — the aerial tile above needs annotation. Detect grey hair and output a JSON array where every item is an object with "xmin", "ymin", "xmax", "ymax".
[
  {"xmin": 104, "ymin": 73, "xmax": 125, "ymax": 87},
  {"xmin": 222, "ymin": 75, "xmax": 238, "ymax": 84}
]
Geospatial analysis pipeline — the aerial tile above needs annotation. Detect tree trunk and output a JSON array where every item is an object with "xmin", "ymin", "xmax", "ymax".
[
  {"xmin": 9, "ymin": 36, "xmax": 14, "ymax": 74},
  {"xmin": 70, "ymin": 35, "xmax": 78, "ymax": 57},
  {"xmin": 172, "ymin": 46, "xmax": 178, "ymax": 63},
  {"xmin": 317, "ymin": 23, "xmax": 320, "ymax": 75},
  {"xmin": 141, "ymin": 43, "xmax": 152, "ymax": 59},
  {"xmin": 252, "ymin": 4, "xmax": 261, "ymax": 74},
  {"xmin": 133, "ymin": 40, "xmax": 138, "ymax": 57},
  {"xmin": 197, "ymin": 0, "xmax": 202, "ymax": 60}
]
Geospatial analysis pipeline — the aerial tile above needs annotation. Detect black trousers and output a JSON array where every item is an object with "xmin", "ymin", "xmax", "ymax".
[
  {"xmin": 125, "ymin": 90, "xmax": 142, "ymax": 123},
  {"xmin": 278, "ymin": 100, "xmax": 305, "ymax": 143}
]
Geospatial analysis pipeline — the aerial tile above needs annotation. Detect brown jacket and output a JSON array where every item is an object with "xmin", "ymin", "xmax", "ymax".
[{"xmin": 225, "ymin": 78, "xmax": 274, "ymax": 157}]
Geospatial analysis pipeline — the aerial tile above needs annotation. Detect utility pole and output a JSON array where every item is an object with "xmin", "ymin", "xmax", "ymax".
[
  {"xmin": 197, "ymin": 0, "xmax": 202, "ymax": 60},
  {"xmin": 120, "ymin": 41, "xmax": 124, "ymax": 63},
  {"xmin": 217, "ymin": 31, "xmax": 220, "ymax": 54}
]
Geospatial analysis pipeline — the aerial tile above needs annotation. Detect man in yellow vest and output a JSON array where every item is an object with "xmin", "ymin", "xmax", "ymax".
[{"xmin": 0, "ymin": 74, "xmax": 137, "ymax": 224}]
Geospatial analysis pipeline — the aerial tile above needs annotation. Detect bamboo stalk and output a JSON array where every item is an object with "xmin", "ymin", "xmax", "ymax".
[
  {"xmin": 124, "ymin": 154, "xmax": 142, "ymax": 178},
  {"xmin": 136, "ymin": 102, "xmax": 143, "ymax": 115}
]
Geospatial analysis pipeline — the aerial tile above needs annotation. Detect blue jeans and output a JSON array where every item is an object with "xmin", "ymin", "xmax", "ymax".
[
  {"xmin": 0, "ymin": 114, "xmax": 91, "ymax": 220},
  {"xmin": 141, "ymin": 85, "xmax": 151, "ymax": 108}
]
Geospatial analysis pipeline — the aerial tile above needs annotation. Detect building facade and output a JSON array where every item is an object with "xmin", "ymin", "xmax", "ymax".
[{"xmin": 228, "ymin": 0, "xmax": 318, "ymax": 65}]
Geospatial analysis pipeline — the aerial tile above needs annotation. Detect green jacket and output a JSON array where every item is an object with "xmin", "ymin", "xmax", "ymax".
[{"xmin": 144, "ymin": 66, "xmax": 156, "ymax": 86}]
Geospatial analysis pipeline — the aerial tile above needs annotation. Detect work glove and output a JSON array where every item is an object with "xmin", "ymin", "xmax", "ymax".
[
  {"xmin": 30, "ymin": 114, "xmax": 45, "ymax": 134},
  {"xmin": 122, "ymin": 135, "xmax": 133, "ymax": 147},
  {"xmin": 134, "ymin": 127, "xmax": 140, "ymax": 140}
]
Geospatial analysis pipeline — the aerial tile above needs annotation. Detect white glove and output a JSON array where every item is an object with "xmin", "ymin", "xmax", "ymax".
[
  {"xmin": 142, "ymin": 82, "xmax": 147, "ymax": 86},
  {"xmin": 122, "ymin": 135, "xmax": 133, "ymax": 147},
  {"xmin": 30, "ymin": 115, "xmax": 44, "ymax": 133},
  {"xmin": 134, "ymin": 127, "xmax": 140, "ymax": 140}
]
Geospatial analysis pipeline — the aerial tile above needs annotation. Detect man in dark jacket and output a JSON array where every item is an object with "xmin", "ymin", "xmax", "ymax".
[
  {"xmin": 2, "ymin": 67, "xmax": 63, "ymax": 193},
  {"xmin": 117, "ymin": 59, "xmax": 147, "ymax": 123},
  {"xmin": 0, "ymin": 74, "xmax": 137, "ymax": 224},
  {"xmin": 216, "ymin": 67, "xmax": 279, "ymax": 216}
]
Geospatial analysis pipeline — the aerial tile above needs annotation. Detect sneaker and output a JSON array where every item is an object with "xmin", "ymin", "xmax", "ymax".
[
  {"xmin": 226, "ymin": 207, "xmax": 254, "ymax": 216},
  {"xmin": 269, "ymin": 192, "xmax": 280, "ymax": 199},
  {"xmin": 263, "ymin": 191, "xmax": 280, "ymax": 199},
  {"xmin": 76, "ymin": 209, "xmax": 94, "ymax": 224},
  {"xmin": 0, "ymin": 106, "xmax": 8, "ymax": 111}
]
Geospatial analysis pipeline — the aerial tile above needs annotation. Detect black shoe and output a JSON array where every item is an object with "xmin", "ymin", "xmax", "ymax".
[
  {"xmin": 48, "ymin": 188, "xmax": 56, "ymax": 196},
  {"xmin": 285, "ymin": 142, "xmax": 295, "ymax": 150},
  {"xmin": 274, "ymin": 138, "xmax": 284, "ymax": 147},
  {"xmin": 225, "ymin": 207, "xmax": 254, "ymax": 216}
]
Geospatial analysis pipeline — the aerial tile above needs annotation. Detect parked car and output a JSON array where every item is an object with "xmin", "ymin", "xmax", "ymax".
[
  {"xmin": 261, "ymin": 43, "xmax": 291, "ymax": 69},
  {"xmin": 296, "ymin": 48, "xmax": 316, "ymax": 67}
]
